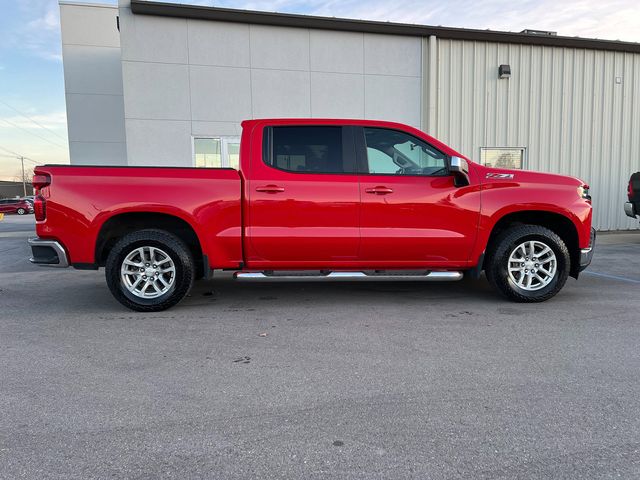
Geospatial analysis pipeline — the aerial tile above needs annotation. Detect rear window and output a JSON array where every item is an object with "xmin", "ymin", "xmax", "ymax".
[{"xmin": 263, "ymin": 126, "xmax": 353, "ymax": 174}]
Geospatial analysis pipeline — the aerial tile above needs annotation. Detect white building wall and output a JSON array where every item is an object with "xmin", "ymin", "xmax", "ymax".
[
  {"xmin": 424, "ymin": 37, "xmax": 640, "ymax": 231},
  {"xmin": 60, "ymin": 2, "xmax": 127, "ymax": 165},
  {"xmin": 116, "ymin": 3, "xmax": 423, "ymax": 167}
]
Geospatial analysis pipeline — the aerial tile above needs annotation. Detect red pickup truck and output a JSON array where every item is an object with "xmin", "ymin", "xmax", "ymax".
[{"xmin": 29, "ymin": 119, "xmax": 595, "ymax": 311}]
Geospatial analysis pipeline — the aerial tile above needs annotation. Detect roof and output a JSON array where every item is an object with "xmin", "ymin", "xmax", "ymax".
[
  {"xmin": 59, "ymin": 1, "xmax": 117, "ymax": 9},
  {"xmin": 130, "ymin": 0, "xmax": 640, "ymax": 54}
]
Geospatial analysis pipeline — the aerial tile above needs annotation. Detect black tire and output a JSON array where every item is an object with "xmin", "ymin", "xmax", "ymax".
[
  {"xmin": 485, "ymin": 225, "xmax": 570, "ymax": 302},
  {"xmin": 17, "ymin": 208, "xmax": 25, "ymax": 215},
  {"xmin": 105, "ymin": 229, "xmax": 195, "ymax": 312}
]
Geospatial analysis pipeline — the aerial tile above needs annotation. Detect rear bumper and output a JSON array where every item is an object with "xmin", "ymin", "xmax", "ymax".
[
  {"xmin": 28, "ymin": 238, "xmax": 69, "ymax": 268},
  {"xmin": 578, "ymin": 227, "xmax": 596, "ymax": 272},
  {"xmin": 624, "ymin": 201, "xmax": 637, "ymax": 218}
]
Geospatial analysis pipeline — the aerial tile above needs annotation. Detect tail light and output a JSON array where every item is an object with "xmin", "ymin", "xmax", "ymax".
[
  {"xmin": 33, "ymin": 173, "xmax": 51, "ymax": 190},
  {"xmin": 34, "ymin": 195, "xmax": 46, "ymax": 221},
  {"xmin": 32, "ymin": 173, "xmax": 51, "ymax": 222}
]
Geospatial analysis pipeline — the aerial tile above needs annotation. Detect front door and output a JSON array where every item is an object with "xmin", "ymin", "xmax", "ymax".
[
  {"xmin": 357, "ymin": 126, "xmax": 479, "ymax": 266},
  {"xmin": 246, "ymin": 125, "xmax": 360, "ymax": 266}
]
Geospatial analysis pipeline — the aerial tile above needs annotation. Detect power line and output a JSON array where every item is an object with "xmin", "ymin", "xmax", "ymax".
[
  {"xmin": 0, "ymin": 117, "xmax": 67, "ymax": 150},
  {"xmin": 0, "ymin": 99, "xmax": 68, "ymax": 143},
  {"xmin": 0, "ymin": 145, "xmax": 39, "ymax": 163}
]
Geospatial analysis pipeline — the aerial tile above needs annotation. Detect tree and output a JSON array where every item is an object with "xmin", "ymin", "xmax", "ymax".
[{"xmin": 13, "ymin": 165, "xmax": 35, "ymax": 196}]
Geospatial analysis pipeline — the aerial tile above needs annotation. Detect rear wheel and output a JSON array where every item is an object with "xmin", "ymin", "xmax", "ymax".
[
  {"xmin": 485, "ymin": 225, "xmax": 570, "ymax": 302},
  {"xmin": 105, "ymin": 229, "xmax": 195, "ymax": 311},
  {"xmin": 17, "ymin": 208, "xmax": 25, "ymax": 215}
]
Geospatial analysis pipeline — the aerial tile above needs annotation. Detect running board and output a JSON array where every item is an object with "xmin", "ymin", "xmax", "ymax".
[{"xmin": 234, "ymin": 271, "xmax": 463, "ymax": 282}]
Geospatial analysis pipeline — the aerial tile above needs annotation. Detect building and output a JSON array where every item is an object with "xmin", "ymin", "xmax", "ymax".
[
  {"xmin": 0, "ymin": 181, "xmax": 34, "ymax": 199},
  {"xmin": 59, "ymin": 0, "xmax": 640, "ymax": 230}
]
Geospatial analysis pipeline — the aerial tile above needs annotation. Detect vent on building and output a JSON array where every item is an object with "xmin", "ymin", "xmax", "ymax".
[{"xmin": 521, "ymin": 29, "xmax": 557, "ymax": 36}]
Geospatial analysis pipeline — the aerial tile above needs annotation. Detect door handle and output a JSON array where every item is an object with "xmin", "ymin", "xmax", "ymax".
[
  {"xmin": 365, "ymin": 186, "xmax": 394, "ymax": 195},
  {"xmin": 256, "ymin": 185, "xmax": 285, "ymax": 193}
]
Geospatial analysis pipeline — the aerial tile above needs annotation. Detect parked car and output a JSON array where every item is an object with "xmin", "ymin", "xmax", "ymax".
[
  {"xmin": 0, "ymin": 198, "xmax": 34, "ymax": 215},
  {"xmin": 21, "ymin": 196, "xmax": 35, "ymax": 207},
  {"xmin": 28, "ymin": 118, "xmax": 595, "ymax": 311},
  {"xmin": 624, "ymin": 172, "xmax": 640, "ymax": 221}
]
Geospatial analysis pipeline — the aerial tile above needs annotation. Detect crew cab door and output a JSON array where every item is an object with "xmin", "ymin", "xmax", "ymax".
[
  {"xmin": 245, "ymin": 125, "xmax": 360, "ymax": 265},
  {"xmin": 356, "ymin": 126, "xmax": 479, "ymax": 265}
]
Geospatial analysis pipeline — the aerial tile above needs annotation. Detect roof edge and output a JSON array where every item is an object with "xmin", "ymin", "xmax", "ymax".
[
  {"xmin": 59, "ymin": 1, "xmax": 118, "ymax": 9},
  {"xmin": 130, "ymin": 0, "xmax": 640, "ymax": 54}
]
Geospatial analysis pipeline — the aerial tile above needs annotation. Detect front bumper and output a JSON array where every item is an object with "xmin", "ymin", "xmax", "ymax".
[
  {"xmin": 28, "ymin": 238, "xmax": 69, "ymax": 268},
  {"xmin": 578, "ymin": 227, "xmax": 596, "ymax": 272},
  {"xmin": 624, "ymin": 201, "xmax": 637, "ymax": 218}
]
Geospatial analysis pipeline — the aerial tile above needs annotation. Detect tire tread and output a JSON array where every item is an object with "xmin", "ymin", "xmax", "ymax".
[
  {"xmin": 485, "ymin": 225, "xmax": 570, "ymax": 303},
  {"xmin": 105, "ymin": 229, "xmax": 194, "ymax": 312}
]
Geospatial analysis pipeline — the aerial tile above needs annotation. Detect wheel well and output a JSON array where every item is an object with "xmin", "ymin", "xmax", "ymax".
[
  {"xmin": 95, "ymin": 212, "xmax": 204, "ymax": 276},
  {"xmin": 485, "ymin": 211, "xmax": 580, "ymax": 278}
]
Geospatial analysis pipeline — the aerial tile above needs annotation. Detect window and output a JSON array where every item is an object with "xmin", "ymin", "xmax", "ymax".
[
  {"xmin": 264, "ymin": 126, "xmax": 351, "ymax": 174},
  {"xmin": 227, "ymin": 142, "xmax": 240, "ymax": 170},
  {"xmin": 363, "ymin": 127, "xmax": 447, "ymax": 176},
  {"xmin": 193, "ymin": 137, "xmax": 241, "ymax": 169},
  {"xmin": 194, "ymin": 138, "xmax": 221, "ymax": 168},
  {"xmin": 480, "ymin": 147, "xmax": 525, "ymax": 169}
]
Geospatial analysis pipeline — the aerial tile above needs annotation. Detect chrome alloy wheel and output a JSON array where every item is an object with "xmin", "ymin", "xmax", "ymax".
[
  {"xmin": 507, "ymin": 240, "xmax": 557, "ymax": 291},
  {"xmin": 120, "ymin": 246, "xmax": 176, "ymax": 299}
]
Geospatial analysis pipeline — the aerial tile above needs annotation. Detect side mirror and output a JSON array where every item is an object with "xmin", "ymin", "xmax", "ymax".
[{"xmin": 449, "ymin": 156, "xmax": 470, "ymax": 187}]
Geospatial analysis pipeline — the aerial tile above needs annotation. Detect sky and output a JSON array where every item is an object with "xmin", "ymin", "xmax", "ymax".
[{"xmin": 1, "ymin": 0, "xmax": 639, "ymax": 181}]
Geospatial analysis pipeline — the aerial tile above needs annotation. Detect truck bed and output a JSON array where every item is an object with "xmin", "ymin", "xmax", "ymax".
[{"xmin": 34, "ymin": 165, "xmax": 243, "ymax": 268}]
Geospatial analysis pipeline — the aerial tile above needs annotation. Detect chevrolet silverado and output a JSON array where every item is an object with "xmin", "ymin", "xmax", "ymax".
[{"xmin": 29, "ymin": 119, "xmax": 595, "ymax": 311}]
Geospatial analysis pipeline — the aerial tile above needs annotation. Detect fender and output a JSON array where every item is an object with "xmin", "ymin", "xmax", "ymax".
[
  {"xmin": 92, "ymin": 204, "xmax": 242, "ymax": 269},
  {"xmin": 470, "ymin": 202, "xmax": 590, "ymax": 267}
]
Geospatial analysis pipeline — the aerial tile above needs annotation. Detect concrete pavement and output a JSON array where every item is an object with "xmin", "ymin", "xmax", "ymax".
[{"xmin": 2, "ymin": 214, "xmax": 640, "ymax": 479}]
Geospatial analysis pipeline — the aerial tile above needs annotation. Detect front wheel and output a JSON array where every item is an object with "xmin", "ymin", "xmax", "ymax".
[
  {"xmin": 485, "ymin": 225, "xmax": 570, "ymax": 302},
  {"xmin": 17, "ymin": 208, "xmax": 25, "ymax": 215},
  {"xmin": 105, "ymin": 229, "xmax": 195, "ymax": 311}
]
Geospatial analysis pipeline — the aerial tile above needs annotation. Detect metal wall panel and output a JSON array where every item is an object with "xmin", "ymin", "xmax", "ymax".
[{"xmin": 424, "ymin": 37, "xmax": 640, "ymax": 230}]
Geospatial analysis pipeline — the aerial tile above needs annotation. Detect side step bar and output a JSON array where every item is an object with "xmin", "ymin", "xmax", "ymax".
[{"xmin": 234, "ymin": 271, "xmax": 463, "ymax": 282}]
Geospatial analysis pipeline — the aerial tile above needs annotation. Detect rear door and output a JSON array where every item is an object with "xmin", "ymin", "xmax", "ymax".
[
  {"xmin": 246, "ymin": 125, "xmax": 360, "ymax": 266},
  {"xmin": 356, "ymin": 126, "xmax": 479, "ymax": 266},
  {"xmin": 0, "ymin": 200, "xmax": 11, "ymax": 213}
]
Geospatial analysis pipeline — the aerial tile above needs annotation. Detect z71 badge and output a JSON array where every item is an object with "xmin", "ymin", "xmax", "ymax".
[{"xmin": 486, "ymin": 172, "xmax": 515, "ymax": 179}]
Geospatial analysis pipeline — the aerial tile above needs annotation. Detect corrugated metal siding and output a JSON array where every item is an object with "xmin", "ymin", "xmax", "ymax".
[{"xmin": 424, "ymin": 37, "xmax": 640, "ymax": 230}]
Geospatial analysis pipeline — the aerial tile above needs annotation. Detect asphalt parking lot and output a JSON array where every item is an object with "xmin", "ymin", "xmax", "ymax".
[{"xmin": 1, "ymin": 214, "xmax": 640, "ymax": 479}]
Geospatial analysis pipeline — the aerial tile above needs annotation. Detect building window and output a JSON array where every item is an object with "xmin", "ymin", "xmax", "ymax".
[
  {"xmin": 194, "ymin": 138, "xmax": 221, "ymax": 168},
  {"xmin": 193, "ymin": 137, "xmax": 240, "ymax": 169},
  {"xmin": 480, "ymin": 147, "xmax": 525, "ymax": 169},
  {"xmin": 227, "ymin": 142, "xmax": 240, "ymax": 170}
]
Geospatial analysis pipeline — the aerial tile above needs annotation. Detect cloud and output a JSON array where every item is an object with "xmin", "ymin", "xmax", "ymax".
[
  {"xmin": 0, "ymin": 111, "xmax": 68, "ymax": 132},
  {"xmin": 1, "ymin": 0, "xmax": 63, "ymax": 62},
  {"xmin": 27, "ymin": 6, "xmax": 59, "ymax": 31},
  {"xmin": 203, "ymin": 0, "xmax": 640, "ymax": 42}
]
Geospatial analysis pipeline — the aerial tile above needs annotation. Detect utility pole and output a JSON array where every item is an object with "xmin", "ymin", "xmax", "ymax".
[{"xmin": 20, "ymin": 156, "xmax": 26, "ymax": 196}]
